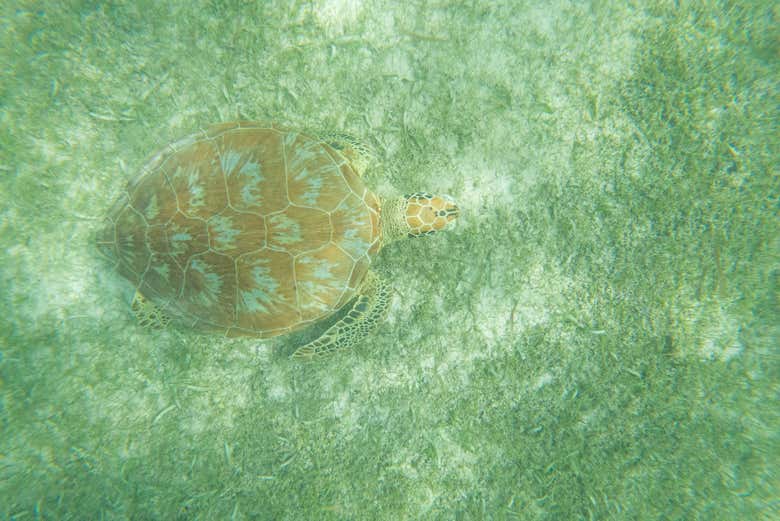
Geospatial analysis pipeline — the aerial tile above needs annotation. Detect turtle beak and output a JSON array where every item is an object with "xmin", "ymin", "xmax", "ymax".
[{"xmin": 439, "ymin": 195, "xmax": 459, "ymax": 225}]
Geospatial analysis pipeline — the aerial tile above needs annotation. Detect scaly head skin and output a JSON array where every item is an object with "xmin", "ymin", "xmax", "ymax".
[{"xmin": 380, "ymin": 192, "xmax": 459, "ymax": 245}]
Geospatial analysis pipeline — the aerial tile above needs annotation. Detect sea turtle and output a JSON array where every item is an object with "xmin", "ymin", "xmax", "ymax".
[{"xmin": 96, "ymin": 121, "xmax": 458, "ymax": 359}]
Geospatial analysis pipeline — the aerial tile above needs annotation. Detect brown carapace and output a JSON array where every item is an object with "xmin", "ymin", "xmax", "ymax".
[{"xmin": 97, "ymin": 121, "xmax": 459, "ymax": 358}]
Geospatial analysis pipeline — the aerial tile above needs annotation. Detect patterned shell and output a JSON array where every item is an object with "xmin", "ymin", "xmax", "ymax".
[{"xmin": 97, "ymin": 122, "xmax": 381, "ymax": 338}]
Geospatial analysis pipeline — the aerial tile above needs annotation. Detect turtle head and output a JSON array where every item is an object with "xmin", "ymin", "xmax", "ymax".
[
  {"xmin": 380, "ymin": 192, "xmax": 458, "ymax": 244},
  {"xmin": 403, "ymin": 192, "xmax": 459, "ymax": 237}
]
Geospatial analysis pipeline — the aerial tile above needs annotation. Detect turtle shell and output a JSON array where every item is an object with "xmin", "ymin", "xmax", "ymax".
[{"xmin": 97, "ymin": 122, "xmax": 381, "ymax": 337}]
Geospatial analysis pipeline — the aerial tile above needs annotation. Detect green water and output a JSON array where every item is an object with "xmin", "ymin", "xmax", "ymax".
[{"xmin": 1, "ymin": 1, "xmax": 777, "ymax": 519}]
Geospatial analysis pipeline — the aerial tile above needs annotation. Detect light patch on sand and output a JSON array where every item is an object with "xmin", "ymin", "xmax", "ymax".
[
  {"xmin": 186, "ymin": 363, "xmax": 254, "ymax": 434},
  {"xmin": 433, "ymin": 428, "xmax": 477, "ymax": 482},
  {"xmin": 10, "ymin": 235, "xmax": 101, "ymax": 325},
  {"xmin": 471, "ymin": 260, "xmax": 573, "ymax": 349},
  {"xmin": 695, "ymin": 302, "xmax": 744, "ymax": 362},
  {"xmin": 456, "ymin": 148, "xmax": 518, "ymax": 218},
  {"xmin": 332, "ymin": 391, "xmax": 351, "ymax": 417},
  {"xmin": 345, "ymin": 254, "xmax": 577, "ymax": 395},
  {"xmin": 525, "ymin": 4, "xmax": 563, "ymax": 40},
  {"xmin": 382, "ymin": 47, "xmax": 414, "ymax": 81},
  {"xmin": 674, "ymin": 297, "xmax": 745, "ymax": 362},
  {"xmin": 31, "ymin": 135, "xmax": 72, "ymax": 166},
  {"xmin": 313, "ymin": 0, "xmax": 364, "ymax": 36},
  {"xmin": 387, "ymin": 448, "xmax": 442, "ymax": 515},
  {"xmin": 516, "ymin": 261, "xmax": 573, "ymax": 323},
  {"xmin": 532, "ymin": 372, "xmax": 554, "ymax": 390},
  {"xmin": 264, "ymin": 365, "xmax": 292, "ymax": 401},
  {"xmin": 328, "ymin": 389, "xmax": 365, "ymax": 439}
]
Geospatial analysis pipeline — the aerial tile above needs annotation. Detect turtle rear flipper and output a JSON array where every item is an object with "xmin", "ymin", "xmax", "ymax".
[
  {"xmin": 131, "ymin": 291, "xmax": 171, "ymax": 329},
  {"xmin": 292, "ymin": 271, "xmax": 391, "ymax": 360}
]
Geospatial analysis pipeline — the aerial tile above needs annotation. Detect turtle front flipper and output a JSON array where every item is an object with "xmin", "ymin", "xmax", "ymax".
[
  {"xmin": 292, "ymin": 271, "xmax": 391, "ymax": 360},
  {"xmin": 316, "ymin": 131, "xmax": 374, "ymax": 177},
  {"xmin": 131, "ymin": 290, "xmax": 171, "ymax": 329}
]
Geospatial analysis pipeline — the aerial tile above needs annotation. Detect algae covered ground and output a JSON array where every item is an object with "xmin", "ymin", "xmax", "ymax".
[{"xmin": 1, "ymin": 1, "xmax": 777, "ymax": 519}]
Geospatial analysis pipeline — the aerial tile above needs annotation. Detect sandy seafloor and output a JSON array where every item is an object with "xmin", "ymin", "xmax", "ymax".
[{"xmin": 0, "ymin": 1, "xmax": 777, "ymax": 519}]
